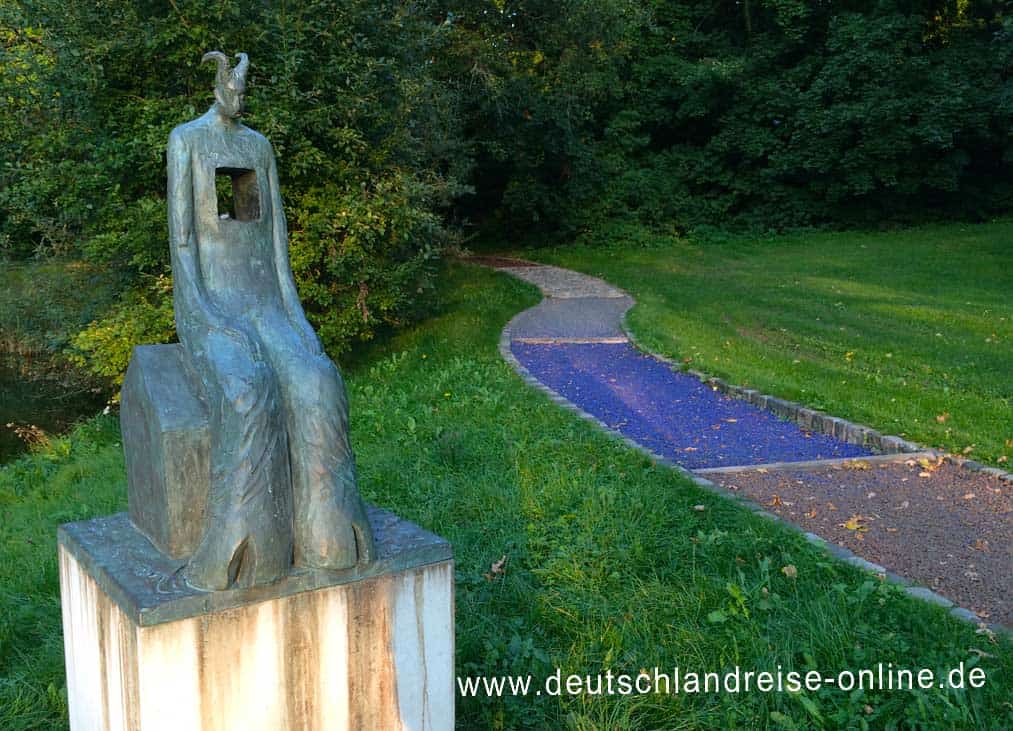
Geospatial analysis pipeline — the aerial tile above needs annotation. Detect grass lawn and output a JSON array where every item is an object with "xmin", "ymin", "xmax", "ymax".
[
  {"xmin": 527, "ymin": 220, "xmax": 1013, "ymax": 467},
  {"xmin": 0, "ymin": 262, "xmax": 1009, "ymax": 729}
]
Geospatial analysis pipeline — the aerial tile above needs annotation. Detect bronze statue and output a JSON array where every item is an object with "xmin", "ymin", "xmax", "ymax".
[{"xmin": 166, "ymin": 51, "xmax": 373, "ymax": 590}]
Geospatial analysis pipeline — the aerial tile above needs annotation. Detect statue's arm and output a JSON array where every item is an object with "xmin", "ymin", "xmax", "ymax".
[
  {"xmin": 266, "ymin": 145, "xmax": 322, "ymax": 355},
  {"xmin": 167, "ymin": 129, "xmax": 254, "ymax": 350}
]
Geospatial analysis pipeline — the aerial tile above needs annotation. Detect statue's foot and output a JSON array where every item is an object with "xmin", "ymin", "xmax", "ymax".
[
  {"xmin": 184, "ymin": 524, "xmax": 291, "ymax": 591},
  {"xmin": 295, "ymin": 489, "xmax": 374, "ymax": 570}
]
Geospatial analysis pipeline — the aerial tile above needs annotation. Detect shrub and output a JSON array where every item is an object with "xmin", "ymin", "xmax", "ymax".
[
  {"xmin": 3, "ymin": 0, "xmax": 468, "ymax": 381},
  {"xmin": 68, "ymin": 275, "xmax": 174, "ymax": 389}
]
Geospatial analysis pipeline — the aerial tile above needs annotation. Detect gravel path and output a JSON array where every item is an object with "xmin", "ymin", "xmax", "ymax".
[
  {"xmin": 710, "ymin": 460, "xmax": 1012, "ymax": 625},
  {"xmin": 478, "ymin": 257, "xmax": 1010, "ymax": 626},
  {"xmin": 511, "ymin": 341, "xmax": 870, "ymax": 469}
]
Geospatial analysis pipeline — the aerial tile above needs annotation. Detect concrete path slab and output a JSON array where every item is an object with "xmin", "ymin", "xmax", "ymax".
[
  {"xmin": 498, "ymin": 265, "xmax": 627, "ymax": 298},
  {"xmin": 507, "ymin": 297, "xmax": 634, "ymax": 340}
]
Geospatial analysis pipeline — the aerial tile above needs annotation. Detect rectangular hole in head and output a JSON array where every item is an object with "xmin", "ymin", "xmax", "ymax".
[{"xmin": 215, "ymin": 168, "xmax": 260, "ymax": 221}]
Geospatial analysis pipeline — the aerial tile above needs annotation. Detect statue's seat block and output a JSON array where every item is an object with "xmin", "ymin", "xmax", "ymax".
[{"xmin": 121, "ymin": 344, "xmax": 210, "ymax": 559}]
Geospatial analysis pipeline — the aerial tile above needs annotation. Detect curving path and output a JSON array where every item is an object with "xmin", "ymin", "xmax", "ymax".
[
  {"xmin": 476, "ymin": 257, "xmax": 1012, "ymax": 629},
  {"xmin": 498, "ymin": 262, "xmax": 870, "ymax": 469}
]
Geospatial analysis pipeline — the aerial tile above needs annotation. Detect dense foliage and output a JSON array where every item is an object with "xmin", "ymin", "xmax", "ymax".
[
  {"xmin": 1, "ymin": 0, "xmax": 466, "ymax": 381},
  {"xmin": 446, "ymin": 0, "xmax": 1013, "ymax": 235},
  {"xmin": 2, "ymin": 1, "xmax": 1011, "ymax": 382}
]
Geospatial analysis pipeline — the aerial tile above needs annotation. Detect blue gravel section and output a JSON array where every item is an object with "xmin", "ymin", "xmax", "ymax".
[{"xmin": 512, "ymin": 341, "xmax": 872, "ymax": 469}]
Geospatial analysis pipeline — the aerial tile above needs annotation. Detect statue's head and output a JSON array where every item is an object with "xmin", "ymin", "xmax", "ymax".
[{"xmin": 202, "ymin": 51, "xmax": 249, "ymax": 119}]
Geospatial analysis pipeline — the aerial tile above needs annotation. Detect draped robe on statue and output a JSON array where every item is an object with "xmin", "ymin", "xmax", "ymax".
[{"xmin": 167, "ymin": 109, "xmax": 373, "ymax": 591}]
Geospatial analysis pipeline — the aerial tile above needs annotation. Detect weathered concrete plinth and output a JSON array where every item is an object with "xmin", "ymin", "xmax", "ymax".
[{"xmin": 59, "ymin": 507, "xmax": 454, "ymax": 730}]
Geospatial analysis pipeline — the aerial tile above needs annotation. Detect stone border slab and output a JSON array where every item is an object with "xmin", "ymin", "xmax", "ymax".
[{"xmin": 693, "ymin": 451, "xmax": 940, "ymax": 475}]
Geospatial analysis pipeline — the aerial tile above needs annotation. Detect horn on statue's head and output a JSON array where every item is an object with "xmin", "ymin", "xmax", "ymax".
[
  {"xmin": 232, "ymin": 53, "xmax": 249, "ymax": 88},
  {"xmin": 201, "ymin": 51, "xmax": 230, "ymax": 90}
]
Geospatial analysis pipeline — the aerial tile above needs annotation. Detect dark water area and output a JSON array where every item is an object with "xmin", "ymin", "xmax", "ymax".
[{"xmin": 0, "ymin": 357, "xmax": 109, "ymax": 464}]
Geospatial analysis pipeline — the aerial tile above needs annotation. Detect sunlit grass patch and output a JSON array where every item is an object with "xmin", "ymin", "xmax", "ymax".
[
  {"xmin": 0, "ymin": 262, "xmax": 1009, "ymax": 729},
  {"xmin": 532, "ymin": 220, "xmax": 1013, "ymax": 464}
]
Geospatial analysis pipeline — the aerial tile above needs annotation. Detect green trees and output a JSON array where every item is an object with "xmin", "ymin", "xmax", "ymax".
[
  {"xmin": 455, "ymin": 0, "xmax": 1012, "ymax": 234},
  {"xmin": 2, "ymin": 0, "xmax": 465, "ymax": 380},
  {"xmin": 2, "ymin": 1, "xmax": 1011, "ymax": 384}
]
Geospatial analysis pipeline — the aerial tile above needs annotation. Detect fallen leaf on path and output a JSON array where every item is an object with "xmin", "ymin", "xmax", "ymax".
[
  {"xmin": 768, "ymin": 495, "xmax": 783, "ymax": 507},
  {"xmin": 805, "ymin": 509, "xmax": 817, "ymax": 519},
  {"xmin": 919, "ymin": 471, "xmax": 932, "ymax": 478},
  {"xmin": 843, "ymin": 460, "xmax": 871, "ymax": 470},
  {"xmin": 840, "ymin": 515, "xmax": 871, "ymax": 532},
  {"xmin": 756, "ymin": 468, "xmax": 769, "ymax": 474},
  {"xmin": 962, "ymin": 493, "xmax": 975, "ymax": 500}
]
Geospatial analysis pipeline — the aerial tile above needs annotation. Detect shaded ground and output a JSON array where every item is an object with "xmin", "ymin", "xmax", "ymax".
[
  {"xmin": 711, "ymin": 460, "xmax": 1011, "ymax": 625},
  {"xmin": 0, "ymin": 357, "xmax": 108, "ymax": 464},
  {"xmin": 512, "ymin": 341, "xmax": 871, "ymax": 469}
]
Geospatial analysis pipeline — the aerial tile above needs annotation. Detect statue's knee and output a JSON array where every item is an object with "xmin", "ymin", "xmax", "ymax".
[
  {"xmin": 223, "ymin": 362, "xmax": 278, "ymax": 416},
  {"xmin": 292, "ymin": 357, "xmax": 340, "ymax": 402}
]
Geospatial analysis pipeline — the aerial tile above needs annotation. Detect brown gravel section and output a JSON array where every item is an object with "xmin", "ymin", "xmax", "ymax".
[{"xmin": 710, "ymin": 460, "xmax": 1011, "ymax": 626}]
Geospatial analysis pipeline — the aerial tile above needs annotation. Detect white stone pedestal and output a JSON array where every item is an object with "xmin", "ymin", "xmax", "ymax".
[{"xmin": 59, "ymin": 508, "xmax": 454, "ymax": 730}]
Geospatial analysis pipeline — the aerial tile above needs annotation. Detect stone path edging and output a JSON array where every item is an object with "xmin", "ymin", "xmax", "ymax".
[{"xmin": 481, "ymin": 257, "xmax": 1009, "ymax": 634}]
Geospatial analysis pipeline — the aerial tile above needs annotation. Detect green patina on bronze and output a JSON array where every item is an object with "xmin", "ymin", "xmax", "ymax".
[{"xmin": 120, "ymin": 52, "xmax": 374, "ymax": 592}]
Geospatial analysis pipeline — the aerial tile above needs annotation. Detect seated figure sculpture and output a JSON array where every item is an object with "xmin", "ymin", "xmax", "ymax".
[{"xmin": 166, "ymin": 51, "xmax": 373, "ymax": 591}]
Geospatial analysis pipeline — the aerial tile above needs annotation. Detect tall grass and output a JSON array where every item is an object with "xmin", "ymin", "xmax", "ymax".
[{"xmin": 0, "ymin": 263, "xmax": 1008, "ymax": 729}]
